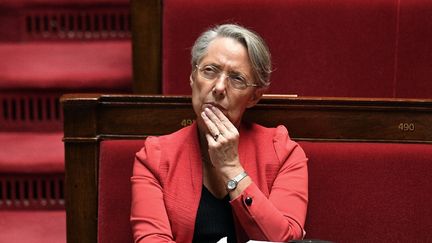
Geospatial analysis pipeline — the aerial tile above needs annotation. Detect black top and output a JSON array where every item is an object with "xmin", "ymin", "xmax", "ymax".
[{"xmin": 192, "ymin": 186, "xmax": 237, "ymax": 243}]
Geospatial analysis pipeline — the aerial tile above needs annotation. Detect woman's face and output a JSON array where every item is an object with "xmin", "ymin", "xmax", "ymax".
[{"xmin": 190, "ymin": 37, "xmax": 263, "ymax": 132}]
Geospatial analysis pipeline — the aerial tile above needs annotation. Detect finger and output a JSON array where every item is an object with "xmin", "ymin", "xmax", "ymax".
[
  {"xmin": 205, "ymin": 133, "xmax": 220, "ymax": 147},
  {"xmin": 210, "ymin": 106, "xmax": 237, "ymax": 133},
  {"xmin": 204, "ymin": 107, "xmax": 231, "ymax": 136},
  {"xmin": 201, "ymin": 111, "xmax": 220, "ymax": 136}
]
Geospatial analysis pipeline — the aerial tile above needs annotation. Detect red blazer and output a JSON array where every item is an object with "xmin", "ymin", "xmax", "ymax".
[{"xmin": 131, "ymin": 122, "xmax": 308, "ymax": 243}]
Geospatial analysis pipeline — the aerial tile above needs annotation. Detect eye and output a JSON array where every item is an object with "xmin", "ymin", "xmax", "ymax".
[
  {"xmin": 201, "ymin": 65, "xmax": 219, "ymax": 77},
  {"xmin": 232, "ymin": 75, "xmax": 245, "ymax": 82},
  {"xmin": 228, "ymin": 75, "xmax": 247, "ymax": 88},
  {"xmin": 229, "ymin": 74, "xmax": 246, "ymax": 84}
]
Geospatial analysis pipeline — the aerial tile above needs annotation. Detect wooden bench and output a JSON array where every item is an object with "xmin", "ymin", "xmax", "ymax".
[{"xmin": 62, "ymin": 94, "xmax": 432, "ymax": 242}]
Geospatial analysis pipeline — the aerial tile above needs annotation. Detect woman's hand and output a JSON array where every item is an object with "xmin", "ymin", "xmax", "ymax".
[{"xmin": 201, "ymin": 105, "xmax": 244, "ymax": 177}]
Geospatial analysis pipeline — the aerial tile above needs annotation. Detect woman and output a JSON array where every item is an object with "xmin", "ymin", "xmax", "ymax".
[{"xmin": 131, "ymin": 24, "xmax": 308, "ymax": 243}]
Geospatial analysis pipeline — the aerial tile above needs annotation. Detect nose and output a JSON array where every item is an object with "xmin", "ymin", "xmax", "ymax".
[{"xmin": 212, "ymin": 73, "xmax": 227, "ymax": 97}]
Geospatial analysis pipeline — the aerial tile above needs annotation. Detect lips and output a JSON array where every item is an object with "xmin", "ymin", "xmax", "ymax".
[{"xmin": 203, "ymin": 102, "xmax": 226, "ymax": 111}]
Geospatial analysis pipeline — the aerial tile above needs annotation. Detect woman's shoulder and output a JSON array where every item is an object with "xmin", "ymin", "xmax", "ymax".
[
  {"xmin": 245, "ymin": 122, "xmax": 305, "ymax": 161},
  {"xmin": 135, "ymin": 123, "xmax": 197, "ymax": 172},
  {"xmin": 136, "ymin": 123, "xmax": 196, "ymax": 157},
  {"xmin": 244, "ymin": 122, "xmax": 292, "ymax": 140},
  {"xmin": 146, "ymin": 122, "xmax": 196, "ymax": 146}
]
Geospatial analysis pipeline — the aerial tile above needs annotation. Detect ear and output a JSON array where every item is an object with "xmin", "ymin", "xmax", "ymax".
[
  {"xmin": 189, "ymin": 74, "xmax": 194, "ymax": 88},
  {"xmin": 246, "ymin": 87, "xmax": 265, "ymax": 108}
]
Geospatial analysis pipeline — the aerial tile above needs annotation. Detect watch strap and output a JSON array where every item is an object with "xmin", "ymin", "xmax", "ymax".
[{"xmin": 232, "ymin": 171, "xmax": 248, "ymax": 183}]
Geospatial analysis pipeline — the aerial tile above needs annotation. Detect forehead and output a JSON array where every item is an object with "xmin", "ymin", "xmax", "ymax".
[{"xmin": 201, "ymin": 37, "xmax": 252, "ymax": 73}]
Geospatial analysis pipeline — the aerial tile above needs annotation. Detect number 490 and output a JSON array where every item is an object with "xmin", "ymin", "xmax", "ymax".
[{"xmin": 398, "ymin": 123, "xmax": 415, "ymax": 132}]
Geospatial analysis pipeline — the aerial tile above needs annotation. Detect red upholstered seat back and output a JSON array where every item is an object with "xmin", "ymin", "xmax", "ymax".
[
  {"xmin": 300, "ymin": 141, "xmax": 432, "ymax": 242},
  {"xmin": 98, "ymin": 139, "xmax": 432, "ymax": 242},
  {"xmin": 98, "ymin": 140, "xmax": 144, "ymax": 243},
  {"xmin": 0, "ymin": 0, "xmax": 132, "ymax": 208},
  {"xmin": 162, "ymin": 0, "xmax": 432, "ymax": 98},
  {"xmin": 396, "ymin": 0, "xmax": 432, "ymax": 98}
]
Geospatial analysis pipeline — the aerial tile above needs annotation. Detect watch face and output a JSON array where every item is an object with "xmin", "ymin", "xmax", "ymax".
[{"xmin": 227, "ymin": 180, "xmax": 237, "ymax": 190}]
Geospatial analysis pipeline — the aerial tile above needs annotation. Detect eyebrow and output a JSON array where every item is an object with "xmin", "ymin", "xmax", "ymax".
[{"xmin": 203, "ymin": 63, "xmax": 249, "ymax": 79}]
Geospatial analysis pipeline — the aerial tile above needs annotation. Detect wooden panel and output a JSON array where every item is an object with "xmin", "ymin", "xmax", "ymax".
[
  {"xmin": 131, "ymin": 0, "xmax": 162, "ymax": 94},
  {"xmin": 64, "ymin": 142, "xmax": 99, "ymax": 243},
  {"xmin": 64, "ymin": 94, "xmax": 432, "ymax": 143},
  {"xmin": 62, "ymin": 94, "xmax": 99, "ymax": 243},
  {"xmin": 61, "ymin": 94, "xmax": 432, "ymax": 243}
]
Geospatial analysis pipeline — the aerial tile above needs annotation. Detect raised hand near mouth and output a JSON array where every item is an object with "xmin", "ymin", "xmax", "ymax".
[{"xmin": 200, "ymin": 105, "xmax": 244, "ymax": 177}]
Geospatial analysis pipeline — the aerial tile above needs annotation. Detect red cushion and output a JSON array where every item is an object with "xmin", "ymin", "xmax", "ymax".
[
  {"xmin": 0, "ymin": 41, "xmax": 132, "ymax": 91},
  {"xmin": 98, "ymin": 139, "xmax": 432, "ymax": 242},
  {"xmin": 0, "ymin": 132, "xmax": 64, "ymax": 173},
  {"xmin": 98, "ymin": 140, "xmax": 144, "ymax": 243},
  {"xmin": 299, "ymin": 141, "xmax": 432, "ymax": 242},
  {"xmin": 395, "ymin": 0, "xmax": 432, "ymax": 98},
  {"xmin": 0, "ymin": 210, "xmax": 65, "ymax": 243},
  {"xmin": 1, "ymin": 0, "xmax": 128, "ymax": 8},
  {"xmin": 162, "ymin": 0, "xmax": 398, "ymax": 97}
]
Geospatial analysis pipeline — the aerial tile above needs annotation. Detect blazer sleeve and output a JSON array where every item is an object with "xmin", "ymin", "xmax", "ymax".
[
  {"xmin": 230, "ymin": 125, "xmax": 308, "ymax": 241},
  {"xmin": 130, "ymin": 137, "xmax": 176, "ymax": 243}
]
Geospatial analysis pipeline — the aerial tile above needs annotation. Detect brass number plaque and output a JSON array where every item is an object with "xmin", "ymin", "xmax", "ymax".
[
  {"xmin": 181, "ymin": 119, "xmax": 194, "ymax": 127},
  {"xmin": 398, "ymin": 122, "xmax": 415, "ymax": 132}
]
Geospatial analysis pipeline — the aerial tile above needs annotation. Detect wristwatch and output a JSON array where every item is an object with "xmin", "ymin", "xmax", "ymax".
[{"xmin": 226, "ymin": 171, "xmax": 248, "ymax": 191}]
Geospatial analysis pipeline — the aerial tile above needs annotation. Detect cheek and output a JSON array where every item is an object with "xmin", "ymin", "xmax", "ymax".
[
  {"xmin": 191, "ymin": 81, "xmax": 209, "ymax": 114},
  {"xmin": 193, "ymin": 81, "xmax": 213, "ymax": 99},
  {"xmin": 229, "ymin": 97, "xmax": 249, "ymax": 119},
  {"xmin": 226, "ymin": 97, "xmax": 250, "ymax": 124},
  {"xmin": 191, "ymin": 87, "xmax": 201, "ymax": 111}
]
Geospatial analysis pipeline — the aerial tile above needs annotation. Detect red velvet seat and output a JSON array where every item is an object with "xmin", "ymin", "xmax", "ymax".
[
  {"xmin": 98, "ymin": 139, "xmax": 432, "ymax": 242},
  {"xmin": 0, "ymin": 0, "xmax": 132, "ymax": 241},
  {"xmin": 0, "ymin": 92, "xmax": 64, "ymax": 175},
  {"xmin": 161, "ymin": 0, "xmax": 432, "ymax": 98},
  {"xmin": 0, "ymin": 132, "xmax": 64, "ymax": 173},
  {"xmin": 395, "ymin": 0, "xmax": 432, "ymax": 98},
  {"xmin": 0, "ymin": 210, "xmax": 65, "ymax": 243},
  {"xmin": 0, "ymin": 94, "xmax": 66, "ymax": 240},
  {"xmin": 0, "ymin": 0, "xmax": 133, "ymax": 182},
  {"xmin": 301, "ymin": 141, "xmax": 432, "ymax": 242},
  {"xmin": 0, "ymin": 1, "xmax": 132, "ymax": 242},
  {"xmin": 0, "ymin": 42, "xmax": 131, "ymax": 92},
  {"xmin": 98, "ymin": 140, "xmax": 143, "ymax": 243},
  {"xmin": 1, "ymin": 0, "xmax": 128, "ymax": 6}
]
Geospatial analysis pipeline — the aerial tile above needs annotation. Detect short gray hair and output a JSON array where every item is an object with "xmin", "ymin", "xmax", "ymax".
[{"xmin": 191, "ymin": 24, "xmax": 272, "ymax": 87}]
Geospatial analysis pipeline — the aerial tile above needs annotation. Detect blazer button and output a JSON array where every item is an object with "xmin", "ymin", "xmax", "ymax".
[{"xmin": 245, "ymin": 196, "xmax": 253, "ymax": 206}]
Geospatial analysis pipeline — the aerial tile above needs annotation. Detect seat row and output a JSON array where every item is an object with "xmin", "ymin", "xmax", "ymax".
[
  {"xmin": 0, "ymin": 0, "xmax": 131, "ymax": 242},
  {"xmin": 2, "ymin": 0, "xmax": 432, "ymax": 242},
  {"xmin": 62, "ymin": 94, "xmax": 432, "ymax": 243},
  {"xmin": 132, "ymin": 0, "xmax": 432, "ymax": 98}
]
